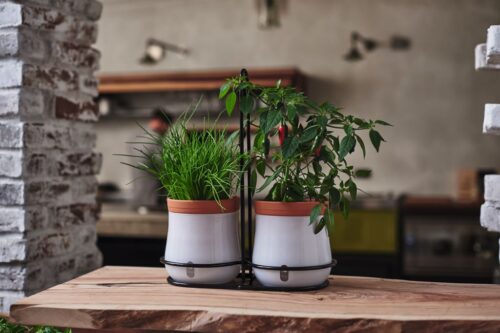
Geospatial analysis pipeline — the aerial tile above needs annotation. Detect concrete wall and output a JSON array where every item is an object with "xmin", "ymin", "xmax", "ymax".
[{"xmin": 96, "ymin": 0, "xmax": 500, "ymax": 196}]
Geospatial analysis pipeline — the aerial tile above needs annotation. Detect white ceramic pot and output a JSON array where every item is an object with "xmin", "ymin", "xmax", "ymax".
[
  {"xmin": 164, "ymin": 198, "xmax": 240, "ymax": 284},
  {"xmin": 252, "ymin": 201, "xmax": 332, "ymax": 287}
]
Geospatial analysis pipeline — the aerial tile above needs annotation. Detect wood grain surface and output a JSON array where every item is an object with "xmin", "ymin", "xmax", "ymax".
[{"xmin": 10, "ymin": 266, "xmax": 500, "ymax": 332}]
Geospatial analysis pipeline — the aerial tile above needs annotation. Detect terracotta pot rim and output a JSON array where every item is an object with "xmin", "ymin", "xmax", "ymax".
[
  {"xmin": 254, "ymin": 200, "xmax": 327, "ymax": 217},
  {"xmin": 167, "ymin": 197, "xmax": 239, "ymax": 214}
]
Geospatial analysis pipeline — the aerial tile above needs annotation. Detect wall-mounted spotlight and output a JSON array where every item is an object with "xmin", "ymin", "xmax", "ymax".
[
  {"xmin": 139, "ymin": 38, "xmax": 190, "ymax": 65},
  {"xmin": 256, "ymin": 0, "xmax": 287, "ymax": 29},
  {"xmin": 344, "ymin": 31, "xmax": 411, "ymax": 62}
]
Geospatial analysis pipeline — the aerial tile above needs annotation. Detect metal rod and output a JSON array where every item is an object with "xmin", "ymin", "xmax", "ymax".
[
  {"xmin": 245, "ymin": 85, "xmax": 253, "ymax": 279},
  {"xmin": 239, "ymin": 69, "xmax": 246, "ymax": 282},
  {"xmin": 246, "ymin": 113, "xmax": 252, "ymax": 279}
]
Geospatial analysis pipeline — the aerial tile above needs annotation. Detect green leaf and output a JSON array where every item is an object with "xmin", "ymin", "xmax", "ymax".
[
  {"xmin": 287, "ymin": 104, "xmax": 297, "ymax": 122},
  {"xmin": 369, "ymin": 129, "xmax": 385, "ymax": 152},
  {"xmin": 257, "ymin": 167, "xmax": 280, "ymax": 192},
  {"xmin": 287, "ymin": 181, "xmax": 305, "ymax": 201},
  {"xmin": 240, "ymin": 94, "xmax": 254, "ymax": 114},
  {"xmin": 329, "ymin": 188, "xmax": 341, "ymax": 206},
  {"xmin": 226, "ymin": 130, "xmax": 240, "ymax": 145},
  {"xmin": 219, "ymin": 82, "xmax": 231, "ymax": 99},
  {"xmin": 271, "ymin": 182, "xmax": 283, "ymax": 201},
  {"xmin": 314, "ymin": 217, "xmax": 326, "ymax": 234},
  {"xmin": 353, "ymin": 118, "xmax": 370, "ymax": 129},
  {"xmin": 340, "ymin": 197, "xmax": 351, "ymax": 219},
  {"xmin": 338, "ymin": 135, "xmax": 356, "ymax": 160},
  {"xmin": 250, "ymin": 169, "xmax": 257, "ymax": 196},
  {"xmin": 318, "ymin": 115, "xmax": 327, "ymax": 130},
  {"xmin": 344, "ymin": 124, "xmax": 353, "ymax": 136},
  {"xmin": 259, "ymin": 112, "xmax": 268, "ymax": 135},
  {"xmin": 225, "ymin": 91, "xmax": 237, "ymax": 116},
  {"xmin": 321, "ymin": 148, "xmax": 335, "ymax": 165},
  {"xmin": 348, "ymin": 180, "xmax": 357, "ymax": 200},
  {"xmin": 324, "ymin": 208, "xmax": 334, "ymax": 227},
  {"xmin": 282, "ymin": 136, "xmax": 299, "ymax": 158},
  {"xmin": 313, "ymin": 160, "xmax": 322, "ymax": 175},
  {"xmin": 264, "ymin": 109, "xmax": 282, "ymax": 134},
  {"xmin": 256, "ymin": 158, "xmax": 266, "ymax": 176},
  {"xmin": 253, "ymin": 131, "xmax": 264, "ymax": 150},
  {"xmin": 309, "ymin": 204, "xmax": 322, "ymax": 225},
  {"xmin": 299, "ymin": 126, "xmax": 318, "ymax": 143},
  {"xmin": 355, "ymin": 134, "xmax": 366, "ymax": 158},
  {"xmin": 375, "ymin": 120, "xmax": 393, "ymax": 126}
]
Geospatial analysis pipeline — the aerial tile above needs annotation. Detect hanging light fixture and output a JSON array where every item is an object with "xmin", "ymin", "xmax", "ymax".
[
  {"xmin": 256, "ymin": 0, "xmax": 287, "ymax": 29},
  {"xmin": 344, "ymin": 32, "xmax": 365, "ymax": 61}
]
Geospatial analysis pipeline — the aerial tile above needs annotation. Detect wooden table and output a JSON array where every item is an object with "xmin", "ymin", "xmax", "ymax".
[{"xmin": 10, "ymin": 266, "xmax": 500, "ymax": 333}]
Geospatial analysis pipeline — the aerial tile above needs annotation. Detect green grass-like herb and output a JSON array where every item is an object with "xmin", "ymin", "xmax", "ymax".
[
  {"xmin": 123, "ymin": 108, "xmax": 246, "ymax": 205},
  {"xmin": 0, "ymin": 318, "xmax": 70, "ymax": 333}
]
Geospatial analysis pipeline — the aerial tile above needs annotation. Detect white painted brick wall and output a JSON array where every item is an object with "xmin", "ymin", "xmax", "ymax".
[
  {"xmin": 487, "ymin": 26, "xmax": 500, "ymax": 65},
  {"xmin": 485, "ymin": 175, "xmax": 500, "ymax": 202},
  {"xmin": 482, "ymin": 175, "xmax": 500, "ymax": 233},
  {"xmin": 483, "ymin": 104, "xmax": 500, "ymax": 135},
  {"xmin": 0, "ymin": 3, "xmax": 23, "ymax": 29},
  {"xmin": 481, "ymin": 202, "xmax": 500, "ymax": 232},
  {"xmin": 0, "ymin": 0, "xmax": 103, "ymax": 312},
  {"xmin": 0, "ymin": 59, "xmax": 23, "ymax": 88},
  {"xmin": 475, "ymin": 44, "xmax": 500, "ymax": 70}
]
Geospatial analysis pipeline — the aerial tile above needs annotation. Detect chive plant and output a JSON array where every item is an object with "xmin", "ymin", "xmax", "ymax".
[{"xmin": 123, "ymin": 109, "xmax": 246, "ymax": 205}]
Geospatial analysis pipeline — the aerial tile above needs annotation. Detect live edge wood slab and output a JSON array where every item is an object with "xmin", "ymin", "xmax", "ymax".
[{"xmin": 10, "ymin": 267, "xmax": 500, "ymax": 333}]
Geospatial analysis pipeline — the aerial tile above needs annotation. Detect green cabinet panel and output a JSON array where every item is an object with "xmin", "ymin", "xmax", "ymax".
[{"xmin": 328, "ymin": 210, "xmax": 398, "ymax": 254}]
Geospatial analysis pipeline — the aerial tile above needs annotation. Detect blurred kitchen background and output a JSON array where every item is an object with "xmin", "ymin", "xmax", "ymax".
[{"xmin": 94, "ymin": 0, "xmax": 500, "ymax": 283}]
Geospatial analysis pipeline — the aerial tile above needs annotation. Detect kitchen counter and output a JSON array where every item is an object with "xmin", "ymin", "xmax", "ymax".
[
  {"xmin": 97, "ymin": 204, "xmax": 167, "ymax": 239},
  {"xmin": 96, "ymin": 197, "xmax": 397, "ymax": 240},
  {"xmin": 10, "ymin": 266, "xmax": 500, "ymax": 332}
]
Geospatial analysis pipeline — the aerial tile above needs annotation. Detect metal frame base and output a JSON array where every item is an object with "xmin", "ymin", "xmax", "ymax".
[
  {"xmin": 166, "ymin": 275, "xmax": 330, "ymax": 292},
  {"xmin": 161, "ymin": 257, "xmax": 337, "ymax": 292}
]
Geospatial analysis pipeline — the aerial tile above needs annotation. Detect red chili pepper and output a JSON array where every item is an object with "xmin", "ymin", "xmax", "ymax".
[
  {"xmin": 315, "ymin": 145, "xmax": 322, "ymax": 157},
  {"xmin": 278, "ymin": 124, "xmax": 288, "ymax": 146}
]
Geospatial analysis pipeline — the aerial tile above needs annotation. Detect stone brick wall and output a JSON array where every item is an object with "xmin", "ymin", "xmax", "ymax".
[{"xmin": 0, "ymin": 0, "xmax": 102, "ymax": 312}]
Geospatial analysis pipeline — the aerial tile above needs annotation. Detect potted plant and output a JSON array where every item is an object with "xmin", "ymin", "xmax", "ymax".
[
  {"xmin": 125, "ymin": 110, "xmax": 247, "ymax": 284},
  {"xmin": 220, "ymin": 77, "xmax": 390, "ymax": 287}
]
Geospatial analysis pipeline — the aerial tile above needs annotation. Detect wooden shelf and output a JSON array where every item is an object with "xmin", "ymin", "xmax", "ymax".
[
  {"xmin": 402, "ymin": 196, "xmax": 482, "ymax": 215},
  {"xmin": 10, "ymin": 266, "xmax": 500, "ymax": 332},
  {"xmin": 98, "ymin": 67, "xmax": 305, "ymax": 94}
]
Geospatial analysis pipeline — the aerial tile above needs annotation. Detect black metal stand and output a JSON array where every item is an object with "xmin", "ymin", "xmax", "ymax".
[{"xmin": 162, "ymin": 69, "xmax": 336, "ymax": 292}]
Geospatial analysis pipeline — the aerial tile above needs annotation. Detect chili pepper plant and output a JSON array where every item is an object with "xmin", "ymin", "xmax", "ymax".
[{"xmin": 219, "ymin": 76, "xmax": 390, "ymax": 233}]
